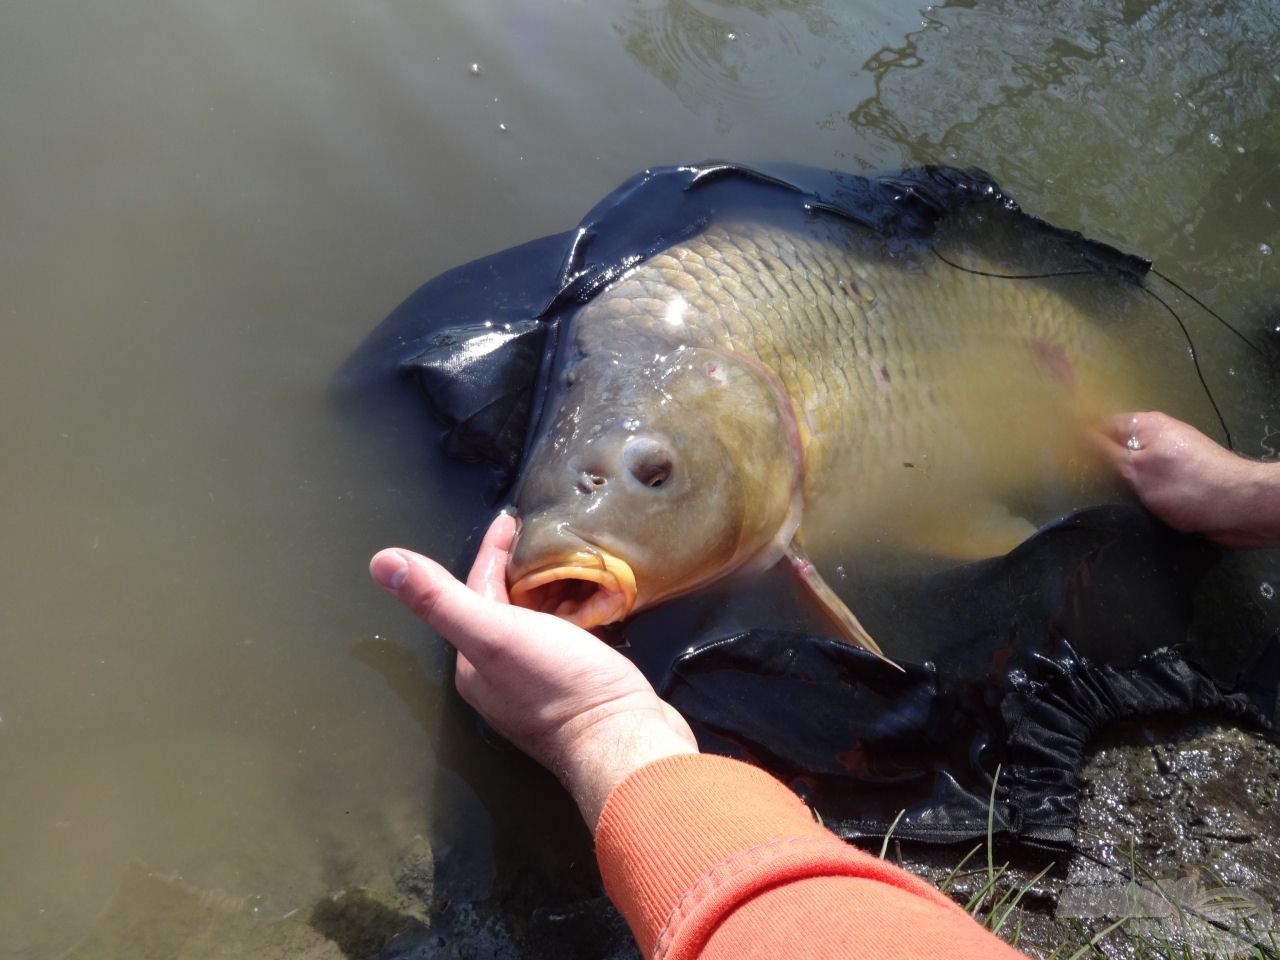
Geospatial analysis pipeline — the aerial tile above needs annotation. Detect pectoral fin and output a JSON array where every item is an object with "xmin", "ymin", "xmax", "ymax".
[{"xmin": 786, "ymin": 544, "xmax": 902, "ymax": 671}]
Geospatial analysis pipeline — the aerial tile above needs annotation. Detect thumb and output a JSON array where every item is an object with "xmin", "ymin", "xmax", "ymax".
[{"xmin": 369, "ymin": 548, "xmax": 489, "ymax": 649}]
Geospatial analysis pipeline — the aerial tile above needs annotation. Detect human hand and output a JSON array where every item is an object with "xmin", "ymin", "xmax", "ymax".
[
  {"xmin": 370, "ymin": 513, "xmax": 698, "ymax": 831},
  {"xmin": 1095, "ymin": 411, "xmax": 1280, "ymax": 549}
]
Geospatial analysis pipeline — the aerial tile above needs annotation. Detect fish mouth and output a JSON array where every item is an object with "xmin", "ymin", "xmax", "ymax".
[{"xmin": 508, "ymin": 552, "xmax": 637, "ymax": 629}]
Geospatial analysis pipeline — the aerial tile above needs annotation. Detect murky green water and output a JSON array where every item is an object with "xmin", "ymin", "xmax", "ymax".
[{"xmin": 2, "ymin": 1, "xmax": 1277, "ymax": 956}]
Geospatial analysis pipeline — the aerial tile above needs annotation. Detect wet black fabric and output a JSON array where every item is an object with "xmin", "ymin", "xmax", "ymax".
[{"xmin": 339, "ymin": 161, "xmax": 1280, "ymax": 848}]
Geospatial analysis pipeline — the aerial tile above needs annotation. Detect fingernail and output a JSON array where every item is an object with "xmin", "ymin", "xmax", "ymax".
[{"xmin": 371, "ymin": 550, "xmax": 410, "ymax": 591}]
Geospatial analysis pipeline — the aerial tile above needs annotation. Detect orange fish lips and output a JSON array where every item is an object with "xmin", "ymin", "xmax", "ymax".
[{"xmin": 508, "ymin": 550, "xmax": 638, "ymax": 630}]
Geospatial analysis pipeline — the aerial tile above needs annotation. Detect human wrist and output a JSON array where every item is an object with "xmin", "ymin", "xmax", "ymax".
[
  {"xmin": 1216, "ymin": 458, "xmax": 1280, "ymax": 548},
  {"xmin": 557, "ymin": 709, "xmax": 699, "ymax": 832}
]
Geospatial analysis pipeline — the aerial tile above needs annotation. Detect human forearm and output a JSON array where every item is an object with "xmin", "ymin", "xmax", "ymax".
[
  {"xmin": 553, "ymin": 698, "xmax": 699, "ymax": 830},
  {"xmin": 1195, "ymin": 455, "xmax": 1280, "ymax": 548},
  {"xmin": 596, "ymin": 754, "xmax": 1026, "ymax": 960}
]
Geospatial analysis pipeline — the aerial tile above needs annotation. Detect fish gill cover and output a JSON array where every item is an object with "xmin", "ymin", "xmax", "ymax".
[{"xmin": 337, "ymin": 161, "xmax": 1280, "ymax": 848}]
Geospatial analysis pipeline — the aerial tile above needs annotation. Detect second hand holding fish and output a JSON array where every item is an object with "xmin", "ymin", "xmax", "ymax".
[{"xmin": 1095, "ymin": 411, "xmax": 1280, "ymax": 549}]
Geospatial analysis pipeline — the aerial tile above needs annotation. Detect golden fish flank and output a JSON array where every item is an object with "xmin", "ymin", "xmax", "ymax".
[{"xmin": 505, "ymin": 212, "xmax": 1211, "ymax": 656}]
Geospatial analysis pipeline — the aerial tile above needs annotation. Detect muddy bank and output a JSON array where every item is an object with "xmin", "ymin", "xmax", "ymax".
[
  {"xmin": 901, "ymin": 719, "xmax": 1280, "ymax": 957},
  {"xmin": 1058, "ymin": 718, "xmax": 1280, "ymax": 955}
]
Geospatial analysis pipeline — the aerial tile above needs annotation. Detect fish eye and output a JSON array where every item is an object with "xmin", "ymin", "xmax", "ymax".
[{"xmin": 624, "ymin": 437, "xmax": 673, "ymax": 489}]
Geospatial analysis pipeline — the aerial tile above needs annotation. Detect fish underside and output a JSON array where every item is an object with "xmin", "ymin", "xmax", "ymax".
[{"xmin": 405, "ymin": 164, "xmax": 1226, "ymax": 659}]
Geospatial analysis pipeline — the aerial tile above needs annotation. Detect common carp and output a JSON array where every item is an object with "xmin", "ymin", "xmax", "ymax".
[{"xmin": 397, "ymin": 164, "xmax": 1225, "ymax": 656}]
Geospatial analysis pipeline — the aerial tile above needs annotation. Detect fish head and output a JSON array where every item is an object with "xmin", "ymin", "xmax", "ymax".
[{"xmin": 508, "ymin": 345, "xmax": 803, "ymax": 630}]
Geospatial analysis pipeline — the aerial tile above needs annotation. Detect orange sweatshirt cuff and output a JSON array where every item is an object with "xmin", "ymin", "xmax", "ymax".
[{"xmin": 595, "ymin": 753, "xmax": 979, "ymax": 958}]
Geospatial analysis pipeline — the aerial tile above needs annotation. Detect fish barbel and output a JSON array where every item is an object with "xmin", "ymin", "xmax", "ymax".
[{"xmin": 498, "ymin": 169, "xmax": 1215, "ymax": 656}]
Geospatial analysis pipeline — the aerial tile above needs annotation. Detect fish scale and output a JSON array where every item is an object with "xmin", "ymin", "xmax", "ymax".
[{"xmin": 571, "ymin": 216, "xmax": 1107, "ymax": 542}]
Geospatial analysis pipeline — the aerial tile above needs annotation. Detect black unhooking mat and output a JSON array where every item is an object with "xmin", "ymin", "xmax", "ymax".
[{"xmin": 337, "ymin": 161, "xmax": 1280, "ymax": 849}]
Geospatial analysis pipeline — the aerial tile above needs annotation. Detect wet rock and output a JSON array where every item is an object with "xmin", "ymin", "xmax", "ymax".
[
  {"xmin": 372, "ymin": 895, "xmax": 638, "ymax": 960},
  {"xmin": 376, "ymin": 900, "xmax": 522, "ymax": 960},
  {"xmin": 389, "ymin": 836, "xmax": 434, "ymax": 911},
  {"xmin": 310, "ymin": 889, "xmax": 425, "ymax": 960}
]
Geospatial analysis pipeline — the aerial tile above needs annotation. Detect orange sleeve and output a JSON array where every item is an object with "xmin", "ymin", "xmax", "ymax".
[{"xmin": 595, "ymin": 753, "xmax": 1027, "ymax": 960}]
